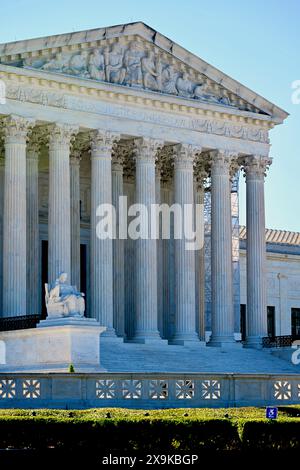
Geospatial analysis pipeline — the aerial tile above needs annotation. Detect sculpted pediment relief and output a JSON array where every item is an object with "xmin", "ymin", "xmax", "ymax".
[{"xmin": 2, "ymin": 37, "xmax": 262, "ymax": 114}]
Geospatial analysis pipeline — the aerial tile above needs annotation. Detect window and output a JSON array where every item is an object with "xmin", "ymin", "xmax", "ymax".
[
  {"xmin": 291, "ymin": 308, "xmax": 300, "ymax": 338},
  {"xmin": 267, "ymin": 306, "xmax": 275, "ymax": 338}
]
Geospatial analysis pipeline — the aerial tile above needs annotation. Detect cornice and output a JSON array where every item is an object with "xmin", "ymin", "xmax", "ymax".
[
  {"xmin": 0, "ymin": 64, "xmax": 275, "ymax": 126},
  {"xmin": 0, "ymin": 65, "xmax": 273, "ymax": 146}
]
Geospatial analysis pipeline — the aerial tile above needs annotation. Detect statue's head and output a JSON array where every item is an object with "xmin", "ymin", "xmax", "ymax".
[{"xmin": 58, "ymin": 272, "xmax": 68, "ymax": 283}]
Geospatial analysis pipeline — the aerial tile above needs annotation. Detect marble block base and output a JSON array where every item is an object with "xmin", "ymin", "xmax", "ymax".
[{"xmin": 0, "ymin": 317, "xmax": 106, "ymax": 372}]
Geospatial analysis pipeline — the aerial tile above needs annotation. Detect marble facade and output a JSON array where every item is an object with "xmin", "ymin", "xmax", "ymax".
[{"xmin": 0, "ymin": 22, "xmax": 289, "ymax": 351}]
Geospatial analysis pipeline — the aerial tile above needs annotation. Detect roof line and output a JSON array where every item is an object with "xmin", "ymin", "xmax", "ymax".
[{"xmin": 0, "ymin": 22, "xmax": 288, "ymax": 121}]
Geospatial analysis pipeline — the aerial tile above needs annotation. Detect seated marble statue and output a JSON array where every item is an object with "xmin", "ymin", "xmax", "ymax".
[{"xmin": 45, "ymin": 272, "xmax": 85, "ymax": 318}]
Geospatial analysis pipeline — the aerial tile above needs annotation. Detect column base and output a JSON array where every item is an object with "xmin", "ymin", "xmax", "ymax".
[
  {"xmin": 209, "ymin": 335, "xmax": 243, "ymax": 348},
  {"xmin": 244, "ymin": 336, "xmax": 265, "ymax": 349},
  {"xmin": 169, "ymin": 332, "xmax": 202, "ymax": 346},
  {"xmin": 101, "ymin": 327, "xmax": 118, "ymax": 338},
  {"xmin": 130, "ymin": 330, "xmax": 164, "ymax": 344}
]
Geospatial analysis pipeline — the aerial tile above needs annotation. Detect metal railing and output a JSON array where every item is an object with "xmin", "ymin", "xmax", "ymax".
[
  {"xmin": 0, "ymin": 315, "xmax": 42, "ymax": 332},
  {"xmin": 262, "ymin": 335, "xmax": 297, "ymax": 348}
]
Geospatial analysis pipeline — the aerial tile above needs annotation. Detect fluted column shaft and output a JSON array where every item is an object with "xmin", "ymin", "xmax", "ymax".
[
  {"xmin": 48, "ymin": 124, "xmax": 77, "ymax": 285},
  {"xmin": 195, "ymin": 178, "xmax": 206, "ymax": 341},
  {"xmin": 210, "ymin": 150, "xmax": 235, "ymax": 345},
  {"xmin": 112, "ymin": 154, "xmax": 125, "ymax": 337},
  {"xmin": 133, "ymin": 138, "xmax": 162, "ymax": 342},
  {"xmin": 3, "ymin": 116, "xmax": 33, "ymax": 316},
  {"xmin": 245, "ymin": 155, "xmax": 271, "ymax": 347},
  {"xmin": 90, "ymin": 131, "xmax": 119, "ymax": 335},
  {"xmin": 172, "ymin": 144, "xmax": 199, "ymax": 344},
  {"xmin": 0, "ymin": 156, "xmax": 5, "ymax": 315},
  {"xmin": 155, "ymin": 165, "xmax": 164, "ymax": 337},
  {"xmin": 26, "ymin": 141, "xmax": 40, "ymax": 314},
  {"xmin": 70, "ymin": 153, "xmax": 81, "ymax": 289}
]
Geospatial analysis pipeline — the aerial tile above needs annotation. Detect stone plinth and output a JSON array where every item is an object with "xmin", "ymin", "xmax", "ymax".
[{"xmin": 0, "ymin": 318, "xmax": 106, "ymax": 372}]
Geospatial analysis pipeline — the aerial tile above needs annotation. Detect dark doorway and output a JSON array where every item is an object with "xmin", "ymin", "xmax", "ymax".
[
  {"xmin": 267, "ymin": 306, "xmax": 275, "ymax": 338},
  {"xmin": 41, "ymin": 240, "xmax": 48, "ymax": 319},
  {"xmin": 80, "ymin": 244, "xmax": 87, "ymax": 311},
  {"xmin": 240, "ymin": 304, "xmax": 246, "ymax": 341}
]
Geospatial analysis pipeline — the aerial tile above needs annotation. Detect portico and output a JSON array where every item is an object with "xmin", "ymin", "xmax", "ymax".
[{"xmin": 0, "ymin": 22, "xmax": 287, "ymax": 350}]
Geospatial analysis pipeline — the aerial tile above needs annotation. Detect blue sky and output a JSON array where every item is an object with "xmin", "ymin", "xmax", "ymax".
[{"xmin": 0, "ymin": 0, "xmax": 299, "ymax": 231}]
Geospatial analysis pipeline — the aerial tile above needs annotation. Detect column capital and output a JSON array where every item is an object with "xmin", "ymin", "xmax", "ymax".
[
  {"xmin": 210, "ymin": 149, "xmax": 239, "ymax": 173},
  {"xmin": 174, "ymin": 144, "xmax": 202, "ymax": 170},
  {"xmin": 2, "ymin": 115, "xmax": 35, "ymax": 145},
  {"xmin": 243, "ymin": 155, "xmax": 272, "ymax": 179},
  {"xmin": 70, "ymin": 153, "xmax": 81, "ymax": 166},
  {"xmin": 134, "ymin": 137, "xmax": 164, "ymax": 163},
  {"xmin": 112, "ymin": 143, "xmax": 128, "ymax": 171},
  {"xmin": 0, "ymin": 151, "xmax": 4, "ymax": 165},
  {"xmin": 27, "ymin": 133, "xmax": 42, "ymax": 159},
  {"xmin": 194, "ymin": 166, "xmax": 208, "ymax": 190},
  {"xmin": 90, "ymin": 130, "xmax": 120, "ymax": 157},
  {"xmin": 155, "ymin": 160, "xmax": 163, "ymax": 180},
  {"xmin": 48, "ymin": 123, "xmax": 79, "ymax": 148},
  {"xmin": 70, "ymin": 142, "xmax": 82, "ymax": 165}
]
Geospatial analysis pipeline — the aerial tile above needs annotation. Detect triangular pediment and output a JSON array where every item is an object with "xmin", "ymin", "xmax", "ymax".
[{"xmin": 0, "ymin": 22, "xmax": 288, "ymax": 121}]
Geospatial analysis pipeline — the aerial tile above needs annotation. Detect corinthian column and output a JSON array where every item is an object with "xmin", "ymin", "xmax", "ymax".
[
  {"xmin": 26, "ymin": 136, "xmax": 40, "ymax": 314},
  {"xmin": 3, "ymin": 115, "xmax": 34, "ymax": 316},
  {"xmin": 133, "ymin": 137, "xmax": 163, "ymax": 342},
  {"xmin": 90, "ymin": 130, "xmax": 119, "ymax": 335},
  {"xmin": 194, "ymin": 169, "xmax": 207, "ymax": 342},
  {"xmin": 244, "ymin": 155, "xmax": 271, "ymax": 347},
  {"xmin": 70, "ymin": 149, "xmax": 81, "ymax": 290},
  {"xmin": 48, "ymin": 123, "xmax": 78, "ymax": 285},
  {"xmin": 0, "ymin": 153, "xmax": 5, "ymax": 315},
  {"xmin": 155, "ymin": 162, "xmax": 164, "ymax": 337},
  {"xmin": 112, "ymin": 147, "xmax": 125, "ymax": 337},
  {"xmin": 210, "ymin": 150, "xmax": 237, "ymax": 346},
  {"xmin": 172, "ymin": 144, "xmax": 199, "ymax": 345}
]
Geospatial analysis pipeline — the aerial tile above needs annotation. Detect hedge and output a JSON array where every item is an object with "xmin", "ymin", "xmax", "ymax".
[
  {"xmin": 241, "ymin": 419, "xmax": 300, "ymax": 450},
  {"xmin": 0, "ymin": 408, "xmax": 300, "ymax": 452},
  {"xmin": 0, "ymin": 416, "xmax": 240, "ymax": 452}
]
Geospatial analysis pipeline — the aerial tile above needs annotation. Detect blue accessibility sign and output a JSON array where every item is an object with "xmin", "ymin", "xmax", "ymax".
[{"xmin": 266, "ymin": 407, "xmax": 278, "ymax": 419}]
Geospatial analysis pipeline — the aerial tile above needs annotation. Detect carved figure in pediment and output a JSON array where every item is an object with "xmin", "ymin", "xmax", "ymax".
[
  {"xmin": 194, "ymin": 82, "xmax": 231, "ymax": 105},
  {"xmin": 24, "ymin": 57, "xmax": 47, "ymax": 69},
  {"xmin": 161, "ymin": 65, "xmax": 178, "ymax": 95},
  {"xmin": 88, "ymin": 48, "xmax": 105, "ymax": 81},
  {"xmin": 175, "ymin": 72, "xmax": 196, "ymax": 98},
  {"xmin": 66, "ymin": 51, "xmax": 89, "ymax": 77},
  {"xmin": 104, "ymin": 44, "xmax": 126, "ymax": 84},
  {"xmin": 42, "ymin": 52, "xmax": 71, "ymax": 72},
  {"xmin": 124, "ymin": 42, "xmax": 143, "ymax": 86},
  {"xmin": 141, "ymin": 50, "xmax": 162, "ymax": 91}
]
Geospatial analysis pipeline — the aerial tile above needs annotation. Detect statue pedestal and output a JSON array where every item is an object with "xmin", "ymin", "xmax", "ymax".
[{"xmin": 0, "ymin": 317, "xmax": 106, "ymax": 372}]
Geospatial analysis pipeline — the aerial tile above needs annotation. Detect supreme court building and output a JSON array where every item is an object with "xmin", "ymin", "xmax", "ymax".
[{"xmin": 0, "ymin": 22, "xmax": 299, "ymax": 409}]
